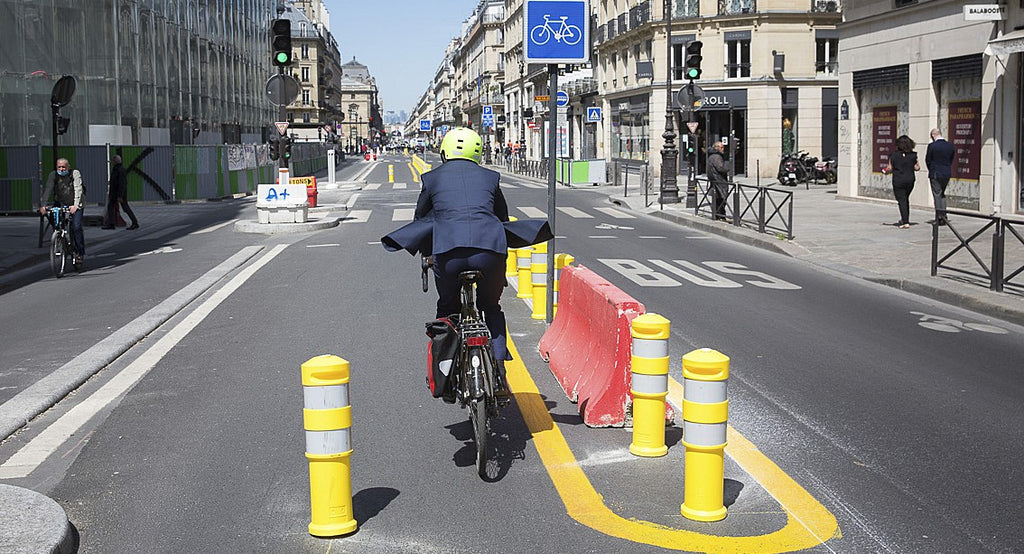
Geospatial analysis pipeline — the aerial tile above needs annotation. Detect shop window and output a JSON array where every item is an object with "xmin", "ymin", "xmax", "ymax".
[
  {"xmin": 726, "ymin": 39, "xmax": 751, "ymax": 78},
  {"xmin": 816, "ymin": 39, "xmax": 838, "ymax": 76}
]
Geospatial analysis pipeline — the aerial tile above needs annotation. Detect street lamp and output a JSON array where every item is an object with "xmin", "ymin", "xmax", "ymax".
[
  {"xmin": 519, "ymin": 58, "xmax": 526, "ymax": 145},
  {"xmin": 659, "ymin": 0, "xmax": 681, "ymax": 204}
]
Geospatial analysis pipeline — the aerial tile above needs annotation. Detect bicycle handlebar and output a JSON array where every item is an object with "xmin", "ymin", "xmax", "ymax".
[{"xmin": 421, "ymin": 255, "xmax": 432, "ymax": 293}]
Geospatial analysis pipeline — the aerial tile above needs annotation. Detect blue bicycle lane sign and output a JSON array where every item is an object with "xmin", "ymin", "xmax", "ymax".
[{"xmin": 524, "ymin": 0, "xmax": 590, "ymax": 64}]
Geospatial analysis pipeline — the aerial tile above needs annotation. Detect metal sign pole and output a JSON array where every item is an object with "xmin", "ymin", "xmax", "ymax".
[{"xmin": 546, "ymin": 64, "xmax": 558, "ymax": 324}]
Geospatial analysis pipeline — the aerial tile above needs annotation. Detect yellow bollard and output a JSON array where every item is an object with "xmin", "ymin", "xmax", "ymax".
[
  {"xmin": 680, "ymin": 348, "xmax": 729, "ymax": 522},
  {"xmin": 506, "ymin": 217, "xmax": 519, "ymax": 277},
  {"xmin": 552, "ymin": 253, "xmax": 575, "ymax": 315},
  {"xmin": 302, "ymin": 355, "xmax": 357, "ymax": 537},
  {"xmin": 530, "ymin": 241, "xmax": 548, "ymax": 320},
  {"xmin": 516, "ymin": 246, "xmax": 534, "ymax": 299},
  {"xmin": 629, "ymin": 313, "xmax": 670, "ymax": 457},
  {"xmin": 388, "ymin": 165, "xmax": 394, "ymax": 183}
]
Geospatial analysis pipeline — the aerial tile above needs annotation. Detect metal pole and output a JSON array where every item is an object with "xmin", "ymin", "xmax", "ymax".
[
  {"xmin": 659, "ymin": 0, "xmax": 680, "ymax": 204},
  {"xmin": 546, "ymin": 64, "xmax": 558, "ymax": 324}
]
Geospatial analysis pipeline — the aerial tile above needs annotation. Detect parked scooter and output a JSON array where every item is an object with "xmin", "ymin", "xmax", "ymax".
[
  {"xmin": 777, "ymin": 152, "xmax": 806, "ymax": 186},
  {"xmin": 813, "ymin": 156, "xmax": 838, "ymax": 184}
]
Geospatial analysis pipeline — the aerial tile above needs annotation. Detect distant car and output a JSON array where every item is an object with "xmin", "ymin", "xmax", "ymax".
[{"xmin": 413, "ymin": 144, "xmax": 425, "ymax": 154}]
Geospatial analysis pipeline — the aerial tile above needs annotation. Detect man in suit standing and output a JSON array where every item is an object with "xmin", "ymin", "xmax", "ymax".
[
  {"xmin": 925, "ymin": 127, "xmax": 955, "ymax": 225},
  {"xmin": 416, "ymin": 127, "xmax": 512, "ymax": 394}
]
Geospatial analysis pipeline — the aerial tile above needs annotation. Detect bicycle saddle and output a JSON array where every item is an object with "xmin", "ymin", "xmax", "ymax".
[{"xmin": 458, "ymin": 270, "xmax": 483, "ymax": 284}]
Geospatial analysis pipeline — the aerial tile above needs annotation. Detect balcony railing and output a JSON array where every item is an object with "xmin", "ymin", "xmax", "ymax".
[
  {"xmin": 811, "ymin": 0, "xmax": 840, "ymax": 12},
  {"xmin": 718, "ymin": 0, "xmax": 756, "ymax": 15},
  {"xmin": 630, "ymin": 2, "xmax": 650, "ymax": 28}
]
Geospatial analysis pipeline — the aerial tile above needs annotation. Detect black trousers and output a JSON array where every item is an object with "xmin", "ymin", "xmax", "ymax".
[
  {"xmin": 433, "ymin": 247, "xmax": 510, "ymax": 364},
  {"xmin": 106, "ymin": 195, "xmax": 138, "ymax": 227}
]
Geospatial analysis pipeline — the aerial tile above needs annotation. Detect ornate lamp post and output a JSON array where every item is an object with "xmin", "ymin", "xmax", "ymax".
[{"xmin": 659, "ymin": 0, "xmax": 681, "ymax": 204}]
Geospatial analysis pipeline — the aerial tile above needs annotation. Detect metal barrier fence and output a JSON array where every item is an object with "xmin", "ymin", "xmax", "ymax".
[
  {"xmin": 610, "ymin": 159, "xmax": 654, "ymax": 205},
  {"xmin": 493, "ymin": 155, "xmax": 549, "ymax": 180},
  {"xmin": 931, "ymin": 209, "xmax": 1024, "ymax": 293},
  {"xmin": 0, "ymin": 143, "xmax": 327, "ymax": 211},
  {"xmin": 694, "ymin": 178, "xmax": 794, "ymax": 239}
]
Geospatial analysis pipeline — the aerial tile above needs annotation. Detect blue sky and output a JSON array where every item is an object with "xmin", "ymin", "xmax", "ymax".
[{"xmin": 324, "ymin": 0, "xmax": 482, "ymax": 118}]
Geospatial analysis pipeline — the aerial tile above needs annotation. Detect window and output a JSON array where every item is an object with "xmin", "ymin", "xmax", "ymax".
[
  {"xmin": 726, "ymin": 38, "xmax": 751, "ymax": 78},
  {"xmin": 302, "ymin": 44, "xmax": 310, "ymax": 59},
  {"xmin": 816, "ymin": 39, "xmax": 838, "ymax": 76},
  {"xmin": 675, "ymin": 0, "xmax": 700, "ymax": 17},
  {"xmin": 718, "ymin": 0, "xmax": 755, "ymax": 14},
  {"xmin": 301, "ymin": 67, "xmax": 310, "ymax": 82},
  {"xmin": 303, "ymin": 112, "xmax": 311, "ymax": 123},
  {"xmin": 302, "ymin": 90, "xmax": 310, "ymax": 106}
]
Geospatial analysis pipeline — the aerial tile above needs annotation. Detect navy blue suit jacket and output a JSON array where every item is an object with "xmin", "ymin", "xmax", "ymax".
[
  {"xmin": 925, "ymin": 138, "xmax": 955, "ymax": 180},
  {"xmin": 415, "ymin": 159, "xmax": 508, "ymax": 256}
]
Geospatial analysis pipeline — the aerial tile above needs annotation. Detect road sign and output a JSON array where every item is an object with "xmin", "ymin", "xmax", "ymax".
[
  {"xmin": 419, "ymin": 119, "xmax": 431, "ymax": 132},
  {"xmin": 535, "ymin": 95, "xmax": 550, "ymax": 102},
  {"xmin": 275, "ymin": 122, "xmax": 289, "ymax": 136},
  {"xmin": 482, "ymin": 113, "xmax": 495, "ymax": 128},
  {"xmin": 482, "ymin": 105, "xmax": 493, "ymax": 115},
  {"xmin": 524, "ymin": 0, "xmax": 590, "ymax": 64},
  {"xmin": 675, "ymin": 83, "xmax": 705, "ymax": 112},
  {"xmin": 265, "ymin": 74, "xmax": 299, "ymax": 107},
  {"xmin": 586, "ymin": 106, "xmax": 602, "ymax": 122},
  {"xmin": 556, "ymin": 91, "xmax": 569, "ymax": 107},
  {"xmin": 687, "ymin": 121, "xmax": 699, "ymax": 133}
]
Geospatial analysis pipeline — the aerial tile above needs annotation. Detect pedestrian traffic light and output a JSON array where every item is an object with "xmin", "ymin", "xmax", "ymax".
[
  {"xmin": 684, "ymin": 41, "xmax": 703, "ymax": 80},
  {"xmin": 271, "ymin": 18, "xmax": 292, "ymax": 68},
  {"xmin": 56, "ymin": 115, "xmax": 70, "ymax": 135},
  {"xmin": 269, "ymin": 137, "xmax": 280, "ymax": 160}
]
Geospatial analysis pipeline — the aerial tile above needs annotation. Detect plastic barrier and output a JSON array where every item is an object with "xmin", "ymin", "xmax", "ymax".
[{"xmin": 539, "ymin": 264, "xmax": 660, "ymax": 427}]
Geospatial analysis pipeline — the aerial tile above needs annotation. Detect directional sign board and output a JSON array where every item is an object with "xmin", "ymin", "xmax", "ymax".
[
  {"xmin": 556, "ymin": 91, "xmax": 569, "ymax": 107},
  {"xmin": 524, "ymin": 0, "xmax": 590, "ymax": 64},
  {"xmin": 586, "ymin": 106, "xmax": 602, "ymax": 122},
  {"xmin": 420, "ymin": 119, "xmax": 431, "ymax": 132}
]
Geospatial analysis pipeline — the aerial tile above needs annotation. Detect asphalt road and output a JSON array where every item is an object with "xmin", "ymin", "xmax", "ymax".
[{"xmin": 1, "ymin": 152, "xmax": 1022, "ymax": 553}]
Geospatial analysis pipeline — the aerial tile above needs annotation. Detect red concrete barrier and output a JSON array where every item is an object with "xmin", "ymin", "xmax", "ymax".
[{"xmin": 538, "ymin": 264, "xmax": 650, "ymax": 427}]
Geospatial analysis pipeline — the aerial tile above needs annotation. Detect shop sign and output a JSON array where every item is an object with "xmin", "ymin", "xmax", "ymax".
[
  {"xmin": 872, "ymin": 106, "xmax": 897, "ymax": 173},
  {"xmin": 964, "ymin": 4, "xmax": 1006, "ymax": 20},
  {"xmin": 694, "ymin": 89, "xmax": 748, "ymax": 110},
  {"xmin": 949, "ymin": 100, "xmax": 982, "ymax": 180}
]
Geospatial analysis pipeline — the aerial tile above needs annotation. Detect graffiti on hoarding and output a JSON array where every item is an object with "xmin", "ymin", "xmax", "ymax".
[
  {"xmin": 872, "ymin": 106, "xmax": 897, "ymax": 173},
  {"xmin": 948, "ymin": 100, "xmax": 981, "ymax": 181}
]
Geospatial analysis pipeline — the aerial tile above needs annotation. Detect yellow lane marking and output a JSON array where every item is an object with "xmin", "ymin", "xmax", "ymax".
[
  {"xmin": 407, "ymin": 162, "xmax": 420, "ymax": 183},
  {"xmin": 506, "ymin": 336, "xmax": 840, "ymax": 552}
]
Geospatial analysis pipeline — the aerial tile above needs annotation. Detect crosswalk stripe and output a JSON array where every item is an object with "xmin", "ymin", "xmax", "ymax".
[
  {"xmin": 519, "ymin": 206, "xmax": 547, "ymax": 218},
  {"xmin": 557, "ymin": 207, "xmax": 593, "ymax": 218},
  {"xmin": 393, "ymin": 208, "xmax": 415, "ymax": 221},
  {"xmin": 517, "ymin": 181, "xmax": 547, "ymax": 189},
  {"xmin": 343, "ymin": 210, "xmax": 371, "ymax": 223},
  {"xmin": 364, "ymin": 183, "xmax": 381, "ymax": 191},
  {"xmin": 394, "ymin": 182, "xmax": 407, "ymax": 189},
  {"xmin": 594, "ymin": 207, "xmax": 636, "ymax": 219}
]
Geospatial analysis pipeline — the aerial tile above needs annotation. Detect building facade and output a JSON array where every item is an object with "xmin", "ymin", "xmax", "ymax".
[
  {"xmin": 0, "ymin": 0, "xmax": 279, "ymax": 146},
  {"xmin": 338, "ymin": 58, "xmax": 384, "ymax": 151},
  {"xmin": 838, "ymin": 0, "xmax": 1022, "ymax": 216},
  {"xmin": 285, "ymin": 1, "xmax": 344, "ymax": 143}
]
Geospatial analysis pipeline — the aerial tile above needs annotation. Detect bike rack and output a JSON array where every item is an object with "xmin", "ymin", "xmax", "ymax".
[{"xmin": 931, "ymin": 209, "xmax": 1024, "ymax": 293}]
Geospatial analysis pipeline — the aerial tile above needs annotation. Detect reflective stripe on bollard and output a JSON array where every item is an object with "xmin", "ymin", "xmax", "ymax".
[
  {"xmin": 680, "ymin": 348, "xmax": 729, "ymax": 522},
  {"xmin": 302, "ymin": 355, "xmax": 357, "ymax": 537},
  {"xmin": 552, "ymin": 253, "xmax": 575, "ymax": 313},
  {"xmin": 629, "ymin": 313, "xmax": 670, "ymax": 457},
  {"xmin": 531, "ymin": 241, "xmax": 549, "ymax": 320},
  {"xmin": 517, "ymin": 246, "xmax": 533, "ymax": 299}
]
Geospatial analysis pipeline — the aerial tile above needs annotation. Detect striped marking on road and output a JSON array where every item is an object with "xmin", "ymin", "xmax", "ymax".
[
  {"xmin": 505, "ymin": 333, "xmax": 838, "ymax": 551},
  {"xmin": 194, "ymin": 219, "xmax": 238, "ymax": 234},
  {"xmin": 392, "ymin": 208, "xmax": 415, "ymax": 221},
  {"xmin": 393, "ymin": 182, "xmax": 407, "ymax": 190},
  {"xmin": 342, "ymin": 210, "xmax": 371, "ymax": 223},
  {"xmin": 557, "ymin": 207, "xmax": 593, "ymax": 218},
  {"xmin": 363, "ymin": 183, "xmax": 382, "ymax": 191},
  {"xmin": 594, "ymin": 207, "xmax": 636, "ymax": 219},
  {"xmin": 518, "ymin": 206, "xmax": 547, "ymax": 218}
]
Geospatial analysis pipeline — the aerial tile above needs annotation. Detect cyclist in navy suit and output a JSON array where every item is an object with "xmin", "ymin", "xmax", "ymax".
[{"xmin": 415, "ymin": 127, "xmax": 512, "ymax": 391}]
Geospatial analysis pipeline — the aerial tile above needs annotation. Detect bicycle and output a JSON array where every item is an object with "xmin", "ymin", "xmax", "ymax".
[
  {"xmin": 422, "ymin": 256, "xmax": 505, "ymax": 477},
  {"xmin": 529, "ymin": 14, "xmax": 582, "ymax": 46},
  {"xmin": 46, "ymin": 206, "xmax": 81, "ymax": 277}
]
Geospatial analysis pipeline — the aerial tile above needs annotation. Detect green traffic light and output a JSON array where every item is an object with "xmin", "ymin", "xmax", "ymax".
[
  {"xmin": 275, "ymin": 52, "xmax": 289, "ymax": 64},
  {"xmin": 686, "ymin": 68, "xmax": 700, "ymax": 79}
]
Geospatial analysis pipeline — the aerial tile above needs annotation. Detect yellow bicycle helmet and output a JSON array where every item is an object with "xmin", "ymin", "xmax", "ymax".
[{"xmin": 439, "ymin": 127, "xmax": 483, "ymax": 164}]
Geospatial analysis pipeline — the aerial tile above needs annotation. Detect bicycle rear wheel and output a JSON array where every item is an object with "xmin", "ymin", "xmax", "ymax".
[
  {"xmin": 469, "ymin": 398, "xmax": 488, "ymax": 477},
  {"xmin": 50, "ymin": 231, "xmax": 68, "ymax": 278}
]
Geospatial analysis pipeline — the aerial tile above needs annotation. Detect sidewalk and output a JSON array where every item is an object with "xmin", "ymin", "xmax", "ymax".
[{"xmin": 500, "ymin": 168, "xmax": 1024, "ymax": 328}]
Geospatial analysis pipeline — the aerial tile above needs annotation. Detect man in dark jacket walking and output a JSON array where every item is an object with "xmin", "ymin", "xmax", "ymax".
[
  {"xmin": 925, "ymin": 128, "xmax": 955, "ymax": 225},
  {"xmin": 707, "ymin": 141, "xmax": 730, "ymax": 221},
  {"xmin": 102, "ymin": 155, "xmax": 139, "ymax": 230}
]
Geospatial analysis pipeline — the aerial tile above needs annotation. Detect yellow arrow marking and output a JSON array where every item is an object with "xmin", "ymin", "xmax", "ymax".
[{"xmin": 506, "ymin": 336, "xmax": 840, "ymax": 552}]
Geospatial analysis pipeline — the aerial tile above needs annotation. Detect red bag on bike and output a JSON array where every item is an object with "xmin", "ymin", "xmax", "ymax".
[{"xmin": 425, "ymin": 318, "xmax": 458, "ymax": 400}]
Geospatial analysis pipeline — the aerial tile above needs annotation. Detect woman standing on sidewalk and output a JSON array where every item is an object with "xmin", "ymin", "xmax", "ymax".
[{"xmin": 884, "ymin": 135, "xmax": 920, "ymax": 229}]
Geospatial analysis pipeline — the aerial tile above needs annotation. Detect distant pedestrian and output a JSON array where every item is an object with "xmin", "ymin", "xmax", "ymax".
[
  {"xmin": 707, "ymin": 141, "xmax": 730, "ymax": 221},
  {"xmin": 102, "ymin": 155, "xmax": 139, "ymax": 230},
  {"xmin": 883, "ymin": 135, "xmax": 920, "ymax": 229},
  {"xmin": 925, "ymin": 127, "xmax": 955, "ymax": 226}
]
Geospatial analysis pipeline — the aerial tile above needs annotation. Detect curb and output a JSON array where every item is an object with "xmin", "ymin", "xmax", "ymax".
[
  {"xmin": 233, "ymin": 217, "xmax": 340, "ymax": 234},
  {"xmin": 0, "ymin": 484, "xmax": 75, "ymax": 554}
]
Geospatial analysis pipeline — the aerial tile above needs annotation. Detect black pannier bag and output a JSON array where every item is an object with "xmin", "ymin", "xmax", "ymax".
[{"xmin": 425, "ymin": 317, "xmax": 459, "ymax": 400}]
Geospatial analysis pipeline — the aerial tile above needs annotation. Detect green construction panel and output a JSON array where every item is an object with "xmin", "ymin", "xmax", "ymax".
[
  {"xmin": 229, "ymin": 170, "xmax": 239, "ymax": 194},
  {"xmin": 217, "ymin": 148, "xmax": 226, "ymax": 197},
  {"xmin": 0, "ymin": 148, "xmax": 8, "ymax": 178},
  {"xmin": 11, "ymin": 179, "xmax": 33, "ymax": 210},
  {"xmin": 572, "ymin": 161, "xmax": 590, "ymax": 184}
]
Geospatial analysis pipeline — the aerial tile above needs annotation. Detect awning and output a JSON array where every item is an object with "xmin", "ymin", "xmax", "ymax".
[{"xmin": 986, "ymin": 29, "xmax": 1024, "ymax": 56}]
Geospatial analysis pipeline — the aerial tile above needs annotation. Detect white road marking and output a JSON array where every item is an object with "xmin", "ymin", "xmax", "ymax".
[
  {"xmin": 393, "ymin": 182, "xmax": 407, "ymax": 190},
  {"xmin": 342, "ymin": 210, "xmax": 371, "ymax": 223},
  {"xmin": 594, "ymin": 207, "xmax": 635, "ymax": 219},
  {"xmin": 0, "ymin": 244, "xmax": 289, "ymax": 479},
  {"xmin": 306, "ymin": 243, "xmax": 341, "ymax": 248},
  {"xmin": 392, "ymin": 208, "xmax": 415, "ymax": 221},
  {"xmin": 519, "ymin": 206, "xmax": 546, "ymax": 218},
  {"xmin": 194, "ymin": 220, "xmax": 237, "ymax": 234},
  {"xmin": 363, "ymin": 183, "xmax": 381, "ymax": 191},
  {"xmin": 557, "ymin": 207, "xmax": 593, "ymax": 218}
]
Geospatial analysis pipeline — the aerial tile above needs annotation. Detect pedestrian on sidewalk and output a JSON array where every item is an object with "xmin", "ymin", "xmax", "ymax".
[
  {"xmin": 925, "ymin": 128, "xmax": 955, "ymax": 225},
  {"xmin": 102, "ymin": 155, "xmax": 139, "ymax": 230},
  {"xmin": 38, "ymin": 158, "xmax": 86, "ymax": 265},
  {"xmin": 707, "ymin": 141, "xmax": 730, "ymax": 221},
  {"xmin": 883, "ymin": 135, "xmax": 919, "ymax": 229}
]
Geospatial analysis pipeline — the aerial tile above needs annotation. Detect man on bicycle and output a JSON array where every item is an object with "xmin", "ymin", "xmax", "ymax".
[
  {"xmin": 38, "ymin": 158, "xmax": 86, "ymax": 265},
  {"xmin": 414, "ymin": 127, "xmax": 512, "ymax": 395}
]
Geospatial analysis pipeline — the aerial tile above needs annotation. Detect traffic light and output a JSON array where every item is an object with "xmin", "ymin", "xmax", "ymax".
[
  {"xmin": 282, "ymin": 135, "xmax": 292, "ymax": 159},
  {"xmin": 56, "ymin": 115, "xmax": 70, "ymax": 135},
  {"xmin": 271, "ymin": 18, "xmax": 292, "ymax": 68},
  {"xmin": 684, "ymin": 40, "xmax": 703, "ymax": 80},
  {"xmin": 686, "ymin": 133, "xmax": 697, "ymax": 156},
  {"xmin": 269, "ymin": 137, "xmax": 279, "ymax": 160}
]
